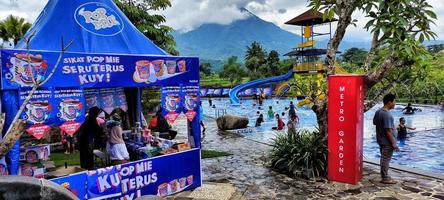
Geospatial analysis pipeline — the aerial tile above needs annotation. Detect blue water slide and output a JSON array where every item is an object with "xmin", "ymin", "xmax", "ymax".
[{"xmin": 229, "ymin": 70, "xmax": 295, "ymax": 104}]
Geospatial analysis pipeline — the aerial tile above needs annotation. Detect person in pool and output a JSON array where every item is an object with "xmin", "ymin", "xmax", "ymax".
[
  {"xmin": 402, "ymin": 103, "xmax": 420, "ymax": 114},
  {"xmin": 396, "ymin": 117, "xmax": 416, "ymax": 142},
  {"xmin": 289, "ymin": 101, "xmax": 297, "ymax": 117},
  {"xmin": 267, "ymin": 106, "xmax": 274, "ymax": 119},
  {"xmin": 272, "ymin": 114, "xmax": 285, "ymax": 130},
  {"xmin": 255, "ymin": 114, "xmax": 264, "ymax": 127}
]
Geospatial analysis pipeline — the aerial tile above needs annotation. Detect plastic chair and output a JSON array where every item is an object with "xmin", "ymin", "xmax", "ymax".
[{"xmin": 93, "ymin": 149, "xmax": 109, "ymax": 167}]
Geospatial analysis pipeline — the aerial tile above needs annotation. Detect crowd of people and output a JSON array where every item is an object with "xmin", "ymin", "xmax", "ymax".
[
  {"xmin": 252, "ymin": 100, "xmax": 300, "ymax": 133},
  {"xmin": 74, "ymin": 106, "xmax": 181, "ymax": 170}
]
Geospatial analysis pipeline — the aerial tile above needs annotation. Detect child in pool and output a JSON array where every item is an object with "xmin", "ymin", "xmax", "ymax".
[
  {"xmin": 272, "ymin": 114, "xmax": 285, "ymax": 130},
  {"xmin": 396, "ymin": 117, "xmax": 416, "ymax": 140},
  {"xmin": 267, "ymin": 106, "xmax": 274, "ymax": 119}
]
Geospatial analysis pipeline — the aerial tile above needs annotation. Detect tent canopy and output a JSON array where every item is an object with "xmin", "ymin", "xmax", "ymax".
[{"xmin": 15, "ymin": 0, "xmax": 167, "ymax": 55}]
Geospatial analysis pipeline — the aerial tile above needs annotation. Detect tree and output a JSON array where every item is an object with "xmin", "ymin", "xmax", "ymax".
[
  {"xmin": 115, "ymin": 0, "xmax": 179, "ymax": 55},
  {"xmin": 245, "ymin": 41, "xmax": 266, "ymax": 72},
  {"xmin": 341, "ymin": 47, "xmax": 368, "ymax": 72},
  {"xmin": 267, "ymin": 50, "xmax": 280, "ymax": 76},
  {"xmin": 200, "ymin": 62, "xmax": 212, "ymax": 76},
  {"xmin": 0, "ymin": 15, "xmax": 31, "ymax": 46},
  {"xmin": 427, "ymin": 44, "xmax": 444, "ymax": 54},
  {"xmin": 0, "ymin": 35, "xmax": 73, "ymax": 158},
  {"xmin": 219, "ymin": 56, "xmax": 245, "ymax": 87},
  {"xmin": 307, "ymin": 0, "xmax": 437, "ymax": 136}
]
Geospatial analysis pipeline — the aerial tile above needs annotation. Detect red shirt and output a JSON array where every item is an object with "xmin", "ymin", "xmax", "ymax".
[{"xmin": 277, "ymin": 118, "xmax": 285, "ymax": 130}]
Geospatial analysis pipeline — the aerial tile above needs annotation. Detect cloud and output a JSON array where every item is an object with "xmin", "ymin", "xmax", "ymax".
[
  {"xmin": 278, "ymin": 9, "xmax": 286, "ymax": 14},
  {"xmin": 0, "ymin": 0, "xmax": 442, "ymax": 40},
  {"xmin": 0, "ymin": 0, "xmax": 47, "ymax": 22}
]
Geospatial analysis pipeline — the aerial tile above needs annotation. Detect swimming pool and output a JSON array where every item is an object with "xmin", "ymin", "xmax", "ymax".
[{"xmin": 202, "ymin": 98, "xmax": 444, "ymax": 174}]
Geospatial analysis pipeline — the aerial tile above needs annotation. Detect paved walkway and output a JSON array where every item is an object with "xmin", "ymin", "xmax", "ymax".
[{"xmin": 169, "ymin": 119, "xmax": 444, "ymax": 200}]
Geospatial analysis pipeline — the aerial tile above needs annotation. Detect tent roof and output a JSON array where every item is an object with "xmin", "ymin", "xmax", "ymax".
[
  {"xmin": 285, "ymin": 9, "xmax": 337, "ymax": 26},
  {"xmin": 15, "ymin": 0, "xmax": 167, "ymax": 55}
]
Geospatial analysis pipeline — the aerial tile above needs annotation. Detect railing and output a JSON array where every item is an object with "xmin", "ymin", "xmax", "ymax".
[
  {"xmin": 293, "ymin": 62, "xmax": 326, "ymax": 72},
  {"xmin": 215, "ymin": 109, "xmax": 227, "ymax": 118}
]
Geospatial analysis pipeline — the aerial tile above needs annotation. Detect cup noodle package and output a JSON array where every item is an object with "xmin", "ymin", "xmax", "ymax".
[
  {"xmin": 20, "ymin": 144, "xmax": 50, "ymax": 163},
  {"xmin": 19, "ymin": 164, "xmax": 45, "ymax": 178}
]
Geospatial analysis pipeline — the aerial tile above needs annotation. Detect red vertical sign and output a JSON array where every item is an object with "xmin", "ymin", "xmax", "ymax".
[{"xmin": 328, "ymin": 75, "xmax": 364, "ymax": 184}]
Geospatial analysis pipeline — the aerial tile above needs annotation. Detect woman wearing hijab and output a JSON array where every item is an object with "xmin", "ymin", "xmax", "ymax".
[
  {"xmin": 77, "ymin": 106, "xmax": 102, "ymax": 170},
  {"xmin": 106, "ymin": 114, "xmax": 129, "ymax": 165}
]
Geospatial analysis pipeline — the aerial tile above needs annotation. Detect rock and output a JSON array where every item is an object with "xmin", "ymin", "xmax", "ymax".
[
  {"xmin": 216, "ymin": 115, "xmax": 249, "ymax": 130},
  {"xmin": 0, "ymin": 176, "xmax": 77, "ymax": 200}
]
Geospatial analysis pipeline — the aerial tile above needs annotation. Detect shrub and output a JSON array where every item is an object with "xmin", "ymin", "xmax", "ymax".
[{"xmin": 269, "ymin": 129, "xmax": 328, "ymax": 180}]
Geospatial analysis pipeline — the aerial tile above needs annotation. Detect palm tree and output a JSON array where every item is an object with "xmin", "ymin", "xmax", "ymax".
[{"xmin": 0, "ymin": 15, "xmax": 32, "ymax": 46}]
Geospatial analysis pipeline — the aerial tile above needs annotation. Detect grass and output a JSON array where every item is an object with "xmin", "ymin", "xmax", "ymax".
[
  {"xmin": 201, "ymin": 150, "xmax": 232, "ymax": 159},
  {"xmin": 201, "ymin": 75, "xmax": 249, "ymax": 88},
  {"xmin": 50, "ymin": 149, "xmax": 231, "ymax": 167},
  {"xmin": 51, "ymin": 151, "xmax": 81, "ymax": 167}
]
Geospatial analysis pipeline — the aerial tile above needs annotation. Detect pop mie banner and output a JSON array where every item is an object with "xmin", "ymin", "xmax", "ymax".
[
  {"xmin": 1, "ymin": 50, "xmax": 199, "ymax": 89},
  {"xmin": 161, "ymin": 86, "xmax": 182, "ymax": 124},
  {"xmin": 51, "ymin": 148, "xmax": 201, "ymax": 200}
]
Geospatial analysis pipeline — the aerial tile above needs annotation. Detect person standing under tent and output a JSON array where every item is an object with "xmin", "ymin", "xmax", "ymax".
[
  {"xmin": 106, "ymin": 114, "xmax": 129, "ymax": 165},
  {"xmin": 155, "ymin": 109, "xmax": 177, "ymax": 140},
  {"xmin": 77, "ymin": 107, "xmax": 103, "ymax": 170},
  {"xmin": 373, "ymin": 94, "xmax": 399, "ymax": 184}
]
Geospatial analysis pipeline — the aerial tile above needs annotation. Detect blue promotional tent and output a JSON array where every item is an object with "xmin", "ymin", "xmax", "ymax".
[
  {"xmin": 15, "ymin": 0, "xmax": 167, "ymax": 55},
  {"xmin": 1, "ymin": 0, "xmax": 202, "ymax": 198}
]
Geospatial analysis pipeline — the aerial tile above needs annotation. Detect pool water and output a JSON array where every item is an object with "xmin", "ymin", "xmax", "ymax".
[{"xmin": 202, "ymin": 98, "xmax": 444, "ymax": 174}]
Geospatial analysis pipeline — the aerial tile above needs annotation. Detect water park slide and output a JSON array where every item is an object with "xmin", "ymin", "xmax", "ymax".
[{"xmin": 229, "ymin": 71, "xmax": 294, "ymax": 104}]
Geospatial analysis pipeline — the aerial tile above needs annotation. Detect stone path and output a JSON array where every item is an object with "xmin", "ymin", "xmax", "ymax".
[{"xmin": 169, "ymin": 119, "xmax": 444, "ymax": 200}]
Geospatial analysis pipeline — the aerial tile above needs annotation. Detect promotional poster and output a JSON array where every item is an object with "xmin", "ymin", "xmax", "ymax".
[
  {"xmin": 161, "ymin": 86, "xmax": 182, "ymax": 124},
  {"xmin": 19, "ymin": 88, "xmax": 54, "ymax": 139},
  {"xmin": 181, "ymin": 86, "xmax": 200, "ymax": 122},
  {"xmin": 54, "ymin": 88, "xmax": 85, "ymax": 136}
]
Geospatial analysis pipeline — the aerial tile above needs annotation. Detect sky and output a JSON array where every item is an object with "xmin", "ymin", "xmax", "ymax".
[{"xmin": 0, "ymin": 0, "xmax": 443, "ymax": 41}]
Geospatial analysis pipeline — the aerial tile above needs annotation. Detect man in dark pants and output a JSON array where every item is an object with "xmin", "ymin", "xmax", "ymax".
[{"xmin": 373, "ymin": 94, "xmax": 399, "ymax": 184}]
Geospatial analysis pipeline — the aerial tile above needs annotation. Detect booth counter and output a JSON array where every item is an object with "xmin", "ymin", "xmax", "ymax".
[{"xmin": 1, "ymin": 49, "xmax": 202, "ymax": 199}]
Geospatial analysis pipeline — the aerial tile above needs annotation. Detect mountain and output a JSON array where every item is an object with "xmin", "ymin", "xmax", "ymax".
[
  {"xmin": 173, "ymin": 9, "xmax": 303, "ymax": 61},
  {"xmin": 173, "ymin": 9, "xmax": 444, "ymax": 68}
]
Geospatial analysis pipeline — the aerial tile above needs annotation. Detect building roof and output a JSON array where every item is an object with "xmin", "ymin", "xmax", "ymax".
[
  {"xmin": 285, "ymin": 9, "xmax": 337, "ymax": 26},
  {"xmin": 284, "ymin": 48, "xmax": 340, "ymax": 57}
]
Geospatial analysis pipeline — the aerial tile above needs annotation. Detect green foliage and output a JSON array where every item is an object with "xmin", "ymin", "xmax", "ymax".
[
  {"xmin": 200, "ymin": 62, "xmax": 212, "ymax": 76},
  {"xmin": 52, "ymin": 151, "xmax": 81, "ymax": 167},
  {"xmin": 340, "ymin": 48, "xmax": 368, "ymax": 72},
  {"xmin": 115, "ymin": 0, "xmax": 178, "ymax": 55},
  {"xmin": 219, "ymin": 56, "xmax": 246, "ymax": 87},
  {"xmin": 270, "ymin": 129, "xmax": 328, "ymax": 180},
  {"xmin": 0, "ymin": 15, "xmax": 31, "ymax": 45},
  {"xmin": 427, "ymin": 44, "xmax": 444, "ymax": 54},
  {"xmin": 267, "ymin": 50, "xmax": 280, "ymax": 76},
  {"xmin": 245, "ymin": 41, "xmax": 267, "ymax": 72}
]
